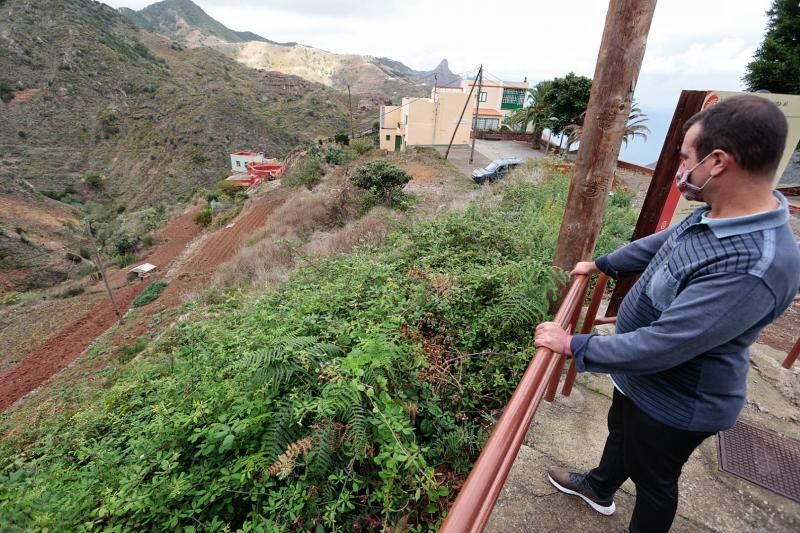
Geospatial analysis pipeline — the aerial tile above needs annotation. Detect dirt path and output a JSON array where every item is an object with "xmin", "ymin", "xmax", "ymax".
[{"xmin": 0, "ymin": 208, "xmax": 202, "ymax": 412}]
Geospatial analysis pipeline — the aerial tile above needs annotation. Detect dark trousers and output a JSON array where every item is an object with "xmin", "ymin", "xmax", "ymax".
[{"xmin": 586, "ymin": 388, "xmax": 714, "ymax": 533}]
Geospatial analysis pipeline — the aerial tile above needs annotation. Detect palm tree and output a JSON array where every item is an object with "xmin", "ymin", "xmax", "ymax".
[
  {"xmin": 559, "ymin": 101, "xmax": 651, "ymax": 157},
  {"xmin": 504, "ymin": 81, "xmax": 553, "ymax": 146},
  {"xmin": 622, "ymin": 102, "xmax": 650, "ymax": 146}
]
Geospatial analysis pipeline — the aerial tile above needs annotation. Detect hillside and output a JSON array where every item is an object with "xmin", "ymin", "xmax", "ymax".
[
  {"xmin": 0, "ymin": 0, "xmax": 367, "ymax": 295},
  {"xmin": 118, "ymin": 0, "xmax": 278, "ymax": 45},
  {"xmin": 119, "ymin": 0, "xmax": 458, "ymax": 100}
]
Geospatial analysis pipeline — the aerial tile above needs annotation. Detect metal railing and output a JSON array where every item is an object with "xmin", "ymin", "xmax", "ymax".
[{"xmin": 440, "ymin": 274, "xmax": 615, "ymax": 532}]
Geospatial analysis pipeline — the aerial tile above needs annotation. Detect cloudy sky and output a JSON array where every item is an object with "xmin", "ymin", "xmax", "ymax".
[{"xmin": 105, "ymin": 0, "xmax": 772, "ymax": 164}]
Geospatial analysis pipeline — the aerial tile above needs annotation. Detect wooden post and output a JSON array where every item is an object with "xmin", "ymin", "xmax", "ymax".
[
  {"xmin": 552, "ymin": 0, "xmax": 657, "ymax": 295},
  {"xmin": 605, "ymin": 90, "xmax": 707, "ymax": 316},
  {"xmin": 445, "ymin": 65, "xmax": 482, "ymax": 160},
  {"xmin": 346, "ymin": 82, "xmax": 354, "ymax": 140},
  {"xmin": 87, "ymin": 220, "xmax": 123, "ymax": 323},
  {"xmin": 469, "ymin": 67, "xmax": 483, "ymax": 164}
]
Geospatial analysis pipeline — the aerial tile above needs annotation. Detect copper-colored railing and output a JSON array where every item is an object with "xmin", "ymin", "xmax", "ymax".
[
  {"xmin": 783, "ymin": 336, "xmax": 800, "ymax": 370},
  {"xmin": 440, "ymin": 274, "xmax": 621, "ymax": 532}
]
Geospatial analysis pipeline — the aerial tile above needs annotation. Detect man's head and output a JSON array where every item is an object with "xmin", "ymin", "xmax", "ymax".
[{"xmin": 681, "ymin": 95, "xmax": 788, "ymax": 180}]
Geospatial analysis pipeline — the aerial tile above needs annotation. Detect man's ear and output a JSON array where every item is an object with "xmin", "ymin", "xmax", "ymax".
[{"xmin": 710, "ymin": 149, "xmax": 733, "ymax": 177}]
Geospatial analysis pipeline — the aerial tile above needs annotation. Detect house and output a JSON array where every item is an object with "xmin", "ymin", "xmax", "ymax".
[
  {"xmin": 379, "ymin": 91, "xmax": 473, "ymax": 151},
  {"xmin": 461, "ymin": 77, "xmax": 528, "ymax": 131},
  {"xmin": 230, "ymin": 151, "xmax": 266, "ymax": 173},
  {"xmin": 378, "ymin": 75, "xmax": 529, "ymax": 151}
]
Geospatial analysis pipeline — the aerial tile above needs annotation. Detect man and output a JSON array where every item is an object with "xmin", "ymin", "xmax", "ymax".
[{"xmin": 534, "ymin": 95, "xmax": 800, "ymax": 533}]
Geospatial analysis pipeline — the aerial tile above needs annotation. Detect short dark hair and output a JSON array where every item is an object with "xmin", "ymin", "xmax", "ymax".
[{"xmin": 683, "ymin": 95, "xmax": 788, "ymax": 177}]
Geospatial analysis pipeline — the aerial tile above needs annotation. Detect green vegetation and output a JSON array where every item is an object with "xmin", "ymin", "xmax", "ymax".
[
  {"xmin": 83, "ymin": 172, "xmax": 102, "ymax": 189},
  {"xmin": 0, "ymin": 170, "xmax": 637, "ymax": 530},
  {"xmin": 351, "ymin": 160, "xmax": 412, "ymax": 211},
  {"xmin": 334, "ymin": 132, "xmax": 350, "ymax": 145},
  {"xmin": 116, "ymin": 253, "xmax": 137, "ymax": 268},
  {"xmin": 283, "ymin": 156, "xmax": 323, "ymax": 189},
  {"xmin": 0, "ymin": 82, "xmax": 13, "ymax": 103},
  {"xmin": 118, "ymin": 338, "xmax": 149, "ymax": 364},
  {"xmin": 744, "ymin": 0, "xmax": 800, "ymax": 94},
  {"xmin": 132, "ymin": 280, "xmax": 168, "ymax": 307},
  {"xmin": 194, "ymin": 207, "xmax": 212, "ymax": 226},
  {"xmin": 351, "ymin": 139, "xmax": 373, "ymax": 155}
]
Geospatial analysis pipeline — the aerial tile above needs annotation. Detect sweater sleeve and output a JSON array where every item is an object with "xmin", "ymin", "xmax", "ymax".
[
  {"xmin": 570, "ymin": 272, "xmax": 775, "ymax": 374},
  {"xmin": 596, "ymin": 226, "xmax": 676, "ymax": 279}
]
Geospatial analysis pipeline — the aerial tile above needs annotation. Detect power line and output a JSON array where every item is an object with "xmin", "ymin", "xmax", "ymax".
[{"xmin": 377, "ymin": 66, "xmax": 480, "ymax": 123}]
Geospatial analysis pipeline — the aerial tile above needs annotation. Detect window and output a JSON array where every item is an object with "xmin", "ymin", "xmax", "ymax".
[
  {"xmin": 479, "ymin": 91, "xmax": 487, "ymax": 102},
  {"xmin": 472, "ymin": 117, "xmax": 500, "ymax": 130},
  {"xmin": 236, "ymin": 161, "xmax": 241, "ymax": 167},
  {"xmin": 386, "ymin": 135, "xmax": 390, "ymax": 141},
  {"xmin": 501, "ymin": 88, "xmax": 525, "ymax": 109}
]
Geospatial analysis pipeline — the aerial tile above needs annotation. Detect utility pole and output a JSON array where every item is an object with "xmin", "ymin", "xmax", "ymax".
[
  {"xmin": 552, "ymin": 0, "xmax": 657, "ymax": 301},
  {"xmin": 431, "ymin": 74, "xmax": 438, "ymax": 146},
  {"xmin": 346, "ymin": 82, "xmax": 354, "ymax": 140},
  {"xmin": 86, "ymin": 220, "xmax": 123, "ymax": 323},
  {"xmin": 445, "ymin": 65, "xmax": 482, "ymax": 160},
  {"xmin": 469, "ymin": 65, "xmax": 483, "ymax": 164}
]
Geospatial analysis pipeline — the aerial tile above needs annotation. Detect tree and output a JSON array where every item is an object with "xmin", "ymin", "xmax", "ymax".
[
  {"xmin": 545, "ymin": 72, "xmax": 592, "ymax": 135},
  {"xmin": 350, "ymin": 160, "xmax": 410, "ymax": 207},
  {"xmin": 560, "ymin": 101, "xmax": 650, "ymax": 158},
  {"xmin": 504, "ymin": 81, "xmax": 554, "ymax": 144},
  {"xmin": 743, "ymin": 0, "xmax": 800, "ymax": 94}
]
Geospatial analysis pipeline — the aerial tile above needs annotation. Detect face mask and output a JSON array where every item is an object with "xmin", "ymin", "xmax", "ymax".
[{"xmin": 675, "ymin": 152, "xmax": 715, "ymax": 202}]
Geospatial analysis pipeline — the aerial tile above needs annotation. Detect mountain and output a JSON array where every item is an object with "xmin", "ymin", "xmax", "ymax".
[
  {"xmin": 118, "ymin": 0, "xmax": 277, "ymax": 46},
  {"xmin": 120, "ymin": 0, "xmax": 458, "ymax": 101},
  {"xmin": 0, "ymin": 0, "xmax": 365, "ymax": 294}
]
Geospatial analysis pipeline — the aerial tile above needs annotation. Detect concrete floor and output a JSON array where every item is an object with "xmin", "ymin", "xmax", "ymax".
[{"xmin": 434, "ymin": 140, "xmax": 545, "ymax": 181}]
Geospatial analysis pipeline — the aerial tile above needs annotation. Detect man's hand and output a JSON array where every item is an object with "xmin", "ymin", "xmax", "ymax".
[
  {"xmin": 535, "ymin": 322, "xmax": 571, "ymax": 355},
  {"xmin": 570, "ymin": 261, "xmax": 599, "ymax": 277}
]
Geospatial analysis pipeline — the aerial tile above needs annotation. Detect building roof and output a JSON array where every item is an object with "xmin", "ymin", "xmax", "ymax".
[
  {"xmin": 474, "ymin": 108, "xmax": 502, "ymax": 117},
  {"xmin": 232, "ymin": 151, "xmax": 263, "ymax": 156},
  {"xmin": 129, "ymin": 263, "xmax": 157, "ymax": 274}
]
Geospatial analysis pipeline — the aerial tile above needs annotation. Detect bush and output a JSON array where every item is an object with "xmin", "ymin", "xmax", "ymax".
[
  {"xmin": 0, "ymin": 82, "xmax": 13, "ymax": 103},
  {"xmin": 113, "ymin": 234, "xmax": 139, "ymax": 256},
  {"xmin": 334, "ymin": 132, "xmax": 350, "ymax": 145},
  {"xmin": 132, "ymin": 280, "xmax": 167, "ymax": 307},
  {"xmin": 118, "ymin": 338, "xmax": 148, "ymax": 363},
  {"xmin": 116, "ymin": 253, "xmax": 136, "ymax": 268},
  {"xmin": 350, "ymin": 160, "xmax": 411, "ymax": 209},
  {"xmin": 217, "ymin": 180, "xmax": 240, "ymax": 200},
  {"xmin": 325, "ymin": 144, "xmax": 347, "ymax": 165},
  {"xmin": 282, "ymin": 156, "xmax": 322, "ymax": 189},
  {"xmin": 351, "ymin": 139, "xmax": 372, "ymax": 155},
  {"xmin": 194, "ymin": 207, "xmax": 212, "ymax": 226},
  {"xmin": 83, "ymin": 172, "xmax": 102, "ymax": 189},
  {"xmin": 141, "ymin": 234, "xmax": 153, "ymax": 247},
  {"xmin": 79, "ymin": 246, "xmax": 92, "ymax": 260}
]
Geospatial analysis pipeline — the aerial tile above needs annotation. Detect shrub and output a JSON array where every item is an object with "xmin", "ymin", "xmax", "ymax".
[
  {"xmin": 0, "ymin": 82, "xmax": 13, "ymax": 103},
  {"xmin": 350, "ymin": 160, "xmax": 411, "ymax": 209},
  {"xmin": 116, "ymin": 253, "xmax": 136, "ymax": 268},
  {"xmin": 83, "ymin": 172, "xmax": 102, "ymax": 189},
  {"xmin": 132, "ymin": 280, "xmax": 167, "ymax": 307},
  {"xmin": 282, "ymin": 156, "xmax": 322, "ymax": 189},
  {"xmin": 351, "ymin": 139, "xmax": 372, "ymax": 155},
  {"xmin": 334, "ymin": 132, "xmax": 350, "ymax": 145},
  {"xmin": 79, "ymin": 246, "xmax": 92, "ymax": 259},
  {"xmin": 194, "ymin": 207, "xmax": 212, "ymax": 227},
  {"xmin": 113, "ymin": 234, "xmax": 139, "ymax": 256},
  {"xmin": 141, "ymin": 234, "xmax": 153, "ymax": 247},
  {"xmin": 217, "ymin": 180, "xmax": 240, "ymax": 200},
  {"xmin": 325, "ymin": 144, "xmax": 347, "ymax": 165}
]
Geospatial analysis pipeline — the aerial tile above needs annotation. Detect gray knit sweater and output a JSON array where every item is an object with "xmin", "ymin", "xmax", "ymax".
[{"xmin": 571, "ymin": 192, "xmax": 800, "ymax": 432}]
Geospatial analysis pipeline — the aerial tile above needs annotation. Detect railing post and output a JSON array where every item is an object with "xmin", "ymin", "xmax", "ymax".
[
  {"xmin": 563, "ymin": 274, "xmax": 610, "ymax": 396},
  {"xmin": 544, "ymin": 299, "xmax": 584, "ymax": 402}
]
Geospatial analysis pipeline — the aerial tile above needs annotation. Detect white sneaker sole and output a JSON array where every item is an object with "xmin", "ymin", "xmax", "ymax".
[{"xmin": 548, "ymin": 473, "xmax": 616, "ymax": 516}]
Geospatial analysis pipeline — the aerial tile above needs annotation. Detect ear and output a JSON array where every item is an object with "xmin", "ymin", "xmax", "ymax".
[{"xmin": 709, "ymin": 149, "xmax": 733, "ymax": 177}]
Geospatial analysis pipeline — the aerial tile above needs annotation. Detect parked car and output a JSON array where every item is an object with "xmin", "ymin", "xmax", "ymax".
[{"xmin": 471, "ymin": 157, "xmax": 523, "ymax": 184}]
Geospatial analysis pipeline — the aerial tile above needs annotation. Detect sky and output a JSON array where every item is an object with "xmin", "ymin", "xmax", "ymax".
[{"xmin": 105, "ymin": 0, "xmax": 773, "ymax": 165}]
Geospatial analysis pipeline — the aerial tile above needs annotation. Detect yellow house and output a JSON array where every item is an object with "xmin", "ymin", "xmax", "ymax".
[
  {"xmin": 379, "ymin": 76, "xmax": 528, "ymax": 151},
  {"xmin": 379, "ymin": 91, "xmax": 472, "ymax": 151}
]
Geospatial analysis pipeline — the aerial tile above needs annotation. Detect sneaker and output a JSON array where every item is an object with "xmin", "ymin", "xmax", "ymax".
[{"xmin": 547, "ymin": 467, "xmax": 616, "ymax": 516}]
